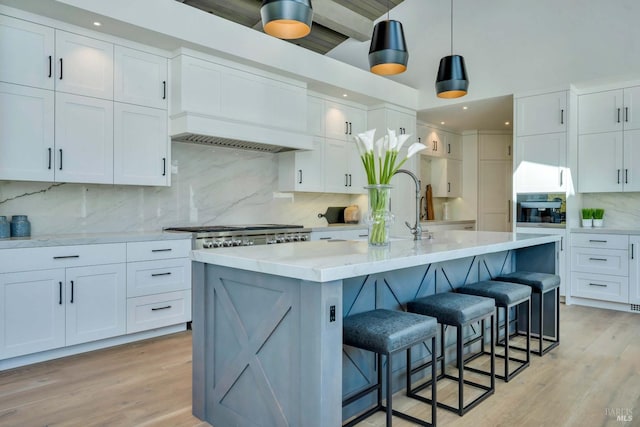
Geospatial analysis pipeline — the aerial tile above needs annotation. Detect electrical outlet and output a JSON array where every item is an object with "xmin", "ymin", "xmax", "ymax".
[{"xmin": 329, "ymin": 305, "xmax": 336, "ymax": 322}]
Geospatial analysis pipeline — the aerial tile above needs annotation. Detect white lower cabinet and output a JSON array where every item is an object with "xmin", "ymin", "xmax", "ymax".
[
  {"xmin": 629, "ymin": 236, "xmax": 640, "ymax": 305},
  {"xmin": 0, "ymin": 238, "xmax": 191, "ymax": 365},
  {"xmin": 310, "ymin": 228, "xmax": 368, "ymax": 241}
]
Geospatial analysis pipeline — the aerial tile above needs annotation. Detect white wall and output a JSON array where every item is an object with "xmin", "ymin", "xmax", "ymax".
[{"xmin": 0, "ymin": 144, "xmax": 355, "ymax": 235}]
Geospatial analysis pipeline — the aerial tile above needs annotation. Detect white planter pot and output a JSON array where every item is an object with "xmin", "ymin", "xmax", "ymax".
[
  {"xmin": 593, "ymin": 218, "xmax": 604, "ymax": 227},
  {"xmin": 582, "ymin": 218, "xmax": 593, "ymax": 227}
]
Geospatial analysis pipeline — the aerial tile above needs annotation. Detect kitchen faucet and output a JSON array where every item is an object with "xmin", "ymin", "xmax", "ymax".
[{"xmin": 393, "ymin": 169, "xmax": 422, "ymax": 240}]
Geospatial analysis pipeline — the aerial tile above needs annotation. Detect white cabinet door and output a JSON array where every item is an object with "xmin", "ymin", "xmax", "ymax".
[
  {"xmin": 0, "ymin": 269, "xmax": 66, "ymax": 359},
  {"xmin": 65, "ymin": 264, "xmax": 126, "ymax": 346},
  {"xmin": 578, "ymin": 90, "xmax": 623, "ymax": 135},
  {"xmin": 578, "ymin": 133, "xmax": 623, "ymax": 192},
  {"xmin": 114, "ymin": 46, "xmax": 167, "ymax": 109},
  {"xmin": 623, "ymin": 129, "xmax": 640, "ymax": 191},
  {"xmin": 479, "ymin": 133, "xmax": 512, "ymax": 160},
  {"xmin": 325, "ymin": 101, "xmax": 366, "ymax": 141},
  {"xmin": 55, "ymin": 92, "xmax": 114, "ymax": 184},
  {"xmin": 113, "ymin": 103, "xmax": 168, "ymax": 186},
  {"xmin": 630, "ymin": 236, "xmax": 640, "ymax": 304},
  {"xmin": 0, "ymin": 15, "xmax": 55, "ymax": 90},
  {"xmin": 0, "ymin": 83, "xmax": 55, "ymax": 182},
  {"xmin": 423, "ymin": 126, "xmax": 445, "ymax": 157},
  {"xmin": 446, "ymin": 132, "xmax": 462, "ymax": 159},
  {"xmin": 479, "ymin": 160, "xmax": 512, "ymax": 231},
  {"xmin": 515, "ymin": 133, "xmax": 566, "ymax": 193},
  {"xmin": 347, "ymin": 141, "xmax": 367, "ymax": 194},
  {"xmin": 324, "ymin": 138, "xmax": 349, "ymax": 193},
  {"xmin": 623, "ymin": 86, "xmax": 640, "ymax": 131},
  {"xmin": 278, "ymin": 137, "xmax": 324, "ymax": 192},
  {"xmin": 431, "ymin": 158, "xmax": 462, "ymax": 197},
  {"xmin": 516, "ymin": 91, "xmax": 567, "ymax": 136},
  {"xmin": 386, "ymin": 109, "xmax": 416, "ymax": 140},
  {"xmin": 55, "ymin": 30, "xmax": 114, "ymax": 99}
]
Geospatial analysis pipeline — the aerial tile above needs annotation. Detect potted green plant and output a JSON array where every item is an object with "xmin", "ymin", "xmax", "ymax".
[
  {"xmin": 581, "ymin": 208, "xmax": 594, "ymax": 227},
  {"xmin": 593, "ymin": 208, "xmax": 605, "ymax": 227}
]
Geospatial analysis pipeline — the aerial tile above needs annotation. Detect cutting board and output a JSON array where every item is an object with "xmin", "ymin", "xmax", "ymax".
[
  {"xmin": 318, "ymin": 207, "xmax": 346, "ymax": 224},
  {"xmin": 426, "ymin": 185, "xmax": 435, "ymax": 220}
]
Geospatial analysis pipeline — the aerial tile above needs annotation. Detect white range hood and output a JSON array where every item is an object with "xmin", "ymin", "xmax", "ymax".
[{"xmin": 170, "ymin": 49, "xmax": 313, "ymax": 153}]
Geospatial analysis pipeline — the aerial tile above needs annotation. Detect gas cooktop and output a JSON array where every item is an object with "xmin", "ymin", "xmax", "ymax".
[{"xmin": 164, "ymin": 224, "xmax": 304, "ymax": 233}]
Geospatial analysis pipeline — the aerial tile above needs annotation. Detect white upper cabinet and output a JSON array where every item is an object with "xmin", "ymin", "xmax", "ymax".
[
  {"xmin": 278, "ymin": 137, "xmax": 324, "ymax": 192},
  {"xmin": 578, "ymin": 89, "xmax": 623, "ymax": 134},
  {"xmin": 624, "ymin": 86, "xmax": 640, "ymax": 131},
  {"xmin": 623, "ymin": 129, "xmax": 640, "ymax": 191},
  {"xmin": 445, "ymin": 131, "xmax": 462, "ymax": 159},
  {"xmin": 431, "ymin": 158, "xmax": 462, "ymax": 198},
  {"xmin": 0, "ymin": 83, "xmax": 55, "ymax": 181},
  {"xmin": 385, "ymin": 108, "xmax": 415, "ymax": 139},
  {"xmin": 114, "ymin": 103, "xmax": 169, "ymax": 186},
  {"xmin": 578, "ymin": 132, "xmax": 623, "ymax": 192},
  {"xmin": 0, "ymin": 15, "xmax": 55, "ymax": 90},
  {"xmin": 55, "ymin": 30, "xmax": 114, "ymax": 100},
  {"xmin": 516, "ymin": 91, "xmax": 567, "ymax": 136},
  {"xmin": 55, "ymin": 92, "xmax": 114, "ymax": 184},
  {"xmin": 324, "ymin": 138, "xmax": 350, "ymax": 193},
  {"xmin": 114, "ymin": 46, "xmax": 167, "ymax": 109},
  {"xmin": 325, "ymin": 101, "xmax": 366, "ymax": 141},
  {"xmin": 516, "ymin": 133, "xmax": 566, "ymax": 193},
  {"xmin": 479, "ymin": 133, "xmax": 512, "ymax": 160},
  {"xmin": 307, "ymin": 95, "xmax": 324, "ymax": 137}
]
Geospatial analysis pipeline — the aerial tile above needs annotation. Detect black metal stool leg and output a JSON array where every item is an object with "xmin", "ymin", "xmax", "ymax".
[
  {"xmin": 457, "ymin": 326, "xmax": 464, "ymax": 416},
  {"xmin": 386, "ymin": 354, "xmax": 392, "ymax": 427}
]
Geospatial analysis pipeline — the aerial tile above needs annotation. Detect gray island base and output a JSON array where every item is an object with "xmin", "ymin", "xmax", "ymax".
[{"xmin": 191, "ymin": 231, "xmax": 559, "ymax": 427}]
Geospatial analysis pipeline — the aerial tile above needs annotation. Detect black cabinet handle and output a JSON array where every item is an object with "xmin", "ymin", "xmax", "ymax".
[
  {"xmin": 618, "ymin": 169, "xmax": 621, "ymax": 184},
  {"xmin": 626, "ymin": 168, "xmax": 629, "ymax": 184},
  {"xmin": 48, "ymin": 147, "xmax": 52, "ymax": 170},
  {"xmin": 589, "ymin": 239, "xmax": 608, "ymax": 243},
  {"xmin": 59, "ymin": 149, "xmax": 63, "ymax": 170},
  {"xmin": 151, "ymin": 305, "xmax": 172, "ymax": 311},
  {"xmin": 448, "ymin": 182, "xmax": 451, "ymax": 193},
  {"xmin": 298, "ymin": 169, "xmax": 302, "ymax": 184},
  {"xmin": 348, "ymin": 174, "xmax": 352, "ymax": 187},
  {"xmin": 162, "ymin": 81, "xmax": 166, "ymax": 100},
  {"xmin": 632, "ymin": 243, "xmax": 635, "ymax": 260},
  {"xmin": 70, "ymin": 280, "xmax": 74, "ymax": 303},
  {"xmin": 508, "ymin": 145, "xmax": 511, "ymax": 156},
  {"xmin": 162, "ymin": 157, "xmax": 166, "ymax": 176},
  {"xmin": 53, "ymin": 255, "xmax": 79, "ymax": 259},
  {"xmin": 589, "ymin": 257, "xmax": 607, "ymax": 262},
  {"xmin": 151, "ymin": 272, "xmax": 172, "ymax": 277},
  {"xmin": 625, "ymin": 107, "xmax": 629, "ymax": 122},
  {"xmin": 447, "ymin": 143, "xmax": 451, "ymax": 154},
  {"xmin": 348, "ymin": 122, "xmax": 352, "ymax": 135},
  {"xmin": 345, "ymin": 122, "xmax": 348, "ymax": 135},
  {"xmin": 48, "ymin": 55, "xmax": 52, "ymax": 78},
  {"xmin": 152, "ymin": 248, "xmax": 172, "ymax": 252},
  {"xmin": 589, "ymin": 283, "xmax": 607, "ymax": 288},
  {"xmin": 59, "ymin": 58, "xmax": 63, "ymax": 80},
  {"xmin": 617, "ymin": 108, "xmax": 621, "ymax": 123},
  {"xmin": 560, "ymin": 109, "xmax": 564, "ymax": 125},
  {"xmin": 59, "ymin": 281, "xmax": 63, "ymax": 305}
]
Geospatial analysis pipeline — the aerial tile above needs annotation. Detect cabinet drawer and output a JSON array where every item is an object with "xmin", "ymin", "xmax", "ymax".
[
  {"xmin": 0, "ymin": 243, "xmax": 125, "ymax": 273},
  {"xmin": 126, "ymin": 239, "xmax": 191, "ymax": 262},
  {"xmin": 571, "ymin": 248, "xmax": 628, "ymax": 276},
  {"xmin": 127, "ymin": 258, "xmax": 191, "ymax": 297},
  {"xmin": 571, "ymin": 272, "xmax": 629, "ymax": 303},
  {"xmin": 126, "ymin": 290, "xmax": 191, "ymax": 333},
  {"xmin": 571, "ymin": 233, "xmax": 628, "ymax": 250}
]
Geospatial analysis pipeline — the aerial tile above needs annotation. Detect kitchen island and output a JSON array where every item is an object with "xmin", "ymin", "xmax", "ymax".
[{"xmin": 190, "ymin": 231, "xmax": 560, "ymax": 427}]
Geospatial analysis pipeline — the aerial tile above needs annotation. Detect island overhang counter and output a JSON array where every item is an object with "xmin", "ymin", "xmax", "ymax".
[{"xmin": 191, "ymin": 230, "xmax": 560, "ymax": 427}]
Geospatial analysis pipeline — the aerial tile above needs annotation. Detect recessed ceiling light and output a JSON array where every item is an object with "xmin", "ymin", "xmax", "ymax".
[
  {"xmin": 462, "ymin": 106, "xmax": 468, "ymax": 110},
  {"xmin": 440, "ymin": 121, "xmax": 445, "ymax": 125},
  {"xmin": 93, "ymin": 21, "xmax": 102, "ymax": 27},
  {"xmin": 505, "ymin": 121, "xmax": 510, "ymax": 126},
  {"xmin": 342, "ymin": 93, "xmax": 348, "ymax": 97}
]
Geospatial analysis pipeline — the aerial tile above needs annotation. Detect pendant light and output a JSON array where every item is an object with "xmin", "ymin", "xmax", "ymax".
[
  {"xmin": 261, "ymin": 0, "xmax": 313, "ymax": 40},
  {"xmin": 368, "ymin": 1, "xmax": 408, "ymax": 75},
  {"xmin": 436, "ymin": 0, "xmax": 468, "ymax": 98}
]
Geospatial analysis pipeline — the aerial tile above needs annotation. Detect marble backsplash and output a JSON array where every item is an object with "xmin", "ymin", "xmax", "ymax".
[
  {"xmin": 0, "ymin": 143, "xmax": 360, "ymax": 236},
  {"xmin": 582, "ymin": 193, "xmax": 640, "ymax": 228}
]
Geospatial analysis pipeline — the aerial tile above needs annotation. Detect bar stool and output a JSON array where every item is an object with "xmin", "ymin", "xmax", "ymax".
[
  {"xmin": 456, "ymin": 280, "xmax": 531, "ymax": 382},
  {"xmin": 406, "ymin": 292, "xmax": 495, "ymax": 416},
  {"xmin": 494, "ymin": 271, "xmax": 560, "ymax": 356},
  {"xmin": 342, "ymin": 309, "xmax": 438, "ymax": 427}
]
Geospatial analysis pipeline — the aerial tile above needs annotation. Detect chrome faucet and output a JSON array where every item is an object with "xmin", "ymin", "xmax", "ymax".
[{"xmin": 393, "ymin": 169, "xmax": 422, "ymax": 240}]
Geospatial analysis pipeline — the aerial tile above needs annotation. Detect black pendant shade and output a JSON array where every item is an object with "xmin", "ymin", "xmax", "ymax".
[
  {"xmin": 436, "ymin": 54, "xmax": 468, "ymax": 98},
  {"xmin": 368, "ymin": 20, "xmax": 408, "ymax": 76},
  {"xmin": 261, "ymin": 0, "xmax": 313, "ymax": 40}
]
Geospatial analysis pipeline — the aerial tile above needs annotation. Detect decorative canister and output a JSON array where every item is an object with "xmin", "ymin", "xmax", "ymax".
[
  {"xmin": 10, "ymin": 215, "xmax": 31, "ymax": 237},
  {"xmin": 0, "ymin": 216, "xmax": 9, "ymax": 239}
]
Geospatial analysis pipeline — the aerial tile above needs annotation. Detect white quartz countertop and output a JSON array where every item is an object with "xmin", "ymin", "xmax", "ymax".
[
  {"xmin": 420, "ymin": 219, "xmax": 476, "ymax": 225},
  {"xmin": 570, "ymin": 227, "xmax": 640, "ymax": 235},
  {"xmin": 0, "ymin": 231, "xmax": 192, "ymax": 249},
  {"xmin": 191, "ymin": 230, "xmax": 559, "ymax": 282}
]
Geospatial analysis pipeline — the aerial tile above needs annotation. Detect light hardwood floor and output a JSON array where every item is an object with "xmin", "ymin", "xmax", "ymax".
[{"xmin": 1, "ymin": 304, "xmax": 638, "ymax": 427}]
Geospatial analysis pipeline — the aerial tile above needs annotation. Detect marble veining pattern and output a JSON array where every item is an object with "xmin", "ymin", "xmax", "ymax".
[
  {"xmin": 582, "ymin": 193, "xmax": 640, "ymax": 228},
  {"xmin": 0, "ymin": 143, "xmax": 355, "ymax": 235}
]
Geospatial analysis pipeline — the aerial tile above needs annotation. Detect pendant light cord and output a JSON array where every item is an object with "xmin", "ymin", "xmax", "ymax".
[
  {"xmin": 450, "ymin": 0, "xmax": 454, "ymax": 54},
  {"xmin": 387, "ymin": 0, "xmax": 390, "ymax": 21}
]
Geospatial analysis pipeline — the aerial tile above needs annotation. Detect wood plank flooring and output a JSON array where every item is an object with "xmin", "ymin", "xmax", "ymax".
[{"xmin": 1, "ymin": 304, "xmax": 638, "ymax": 427}]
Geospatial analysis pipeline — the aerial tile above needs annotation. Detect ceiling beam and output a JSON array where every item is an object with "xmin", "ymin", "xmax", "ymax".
[{"xmin": 313, "ymin": 0, "xmax": 372, "ymax": 42}]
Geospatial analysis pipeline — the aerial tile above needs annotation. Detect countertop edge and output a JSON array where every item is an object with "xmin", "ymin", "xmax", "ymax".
[{"xmin": 0, "ymin": 231, "xmax": 192, "ymax": 249}]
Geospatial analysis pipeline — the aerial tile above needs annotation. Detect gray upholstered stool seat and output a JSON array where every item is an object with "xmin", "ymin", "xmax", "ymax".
[
  {"xmin": 343, "ymin": 309, "xmax": 438, "ymax": 355},
  {"xmin": 407, "ymin": 292, "xmax": 495, "ymax": 326},
  {"xmin": 406, "ymin": 292, "xmax": 495, "ymax": 416},
  {"xmin": 494, "ymin": 271, "xmax": 560, "ymax": 356},
  {"xmin": 342, "ymin": 309, "xmax": 438, "ymax": 427},
  {"xmin": 456, "ymin": 281, "xmax": 532, "ymax": 382}
]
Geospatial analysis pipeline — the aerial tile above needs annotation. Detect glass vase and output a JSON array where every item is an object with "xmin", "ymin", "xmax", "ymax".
[{"xmin": 365, "ymin": 184, "xmax": 394, "ymax": 246}]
